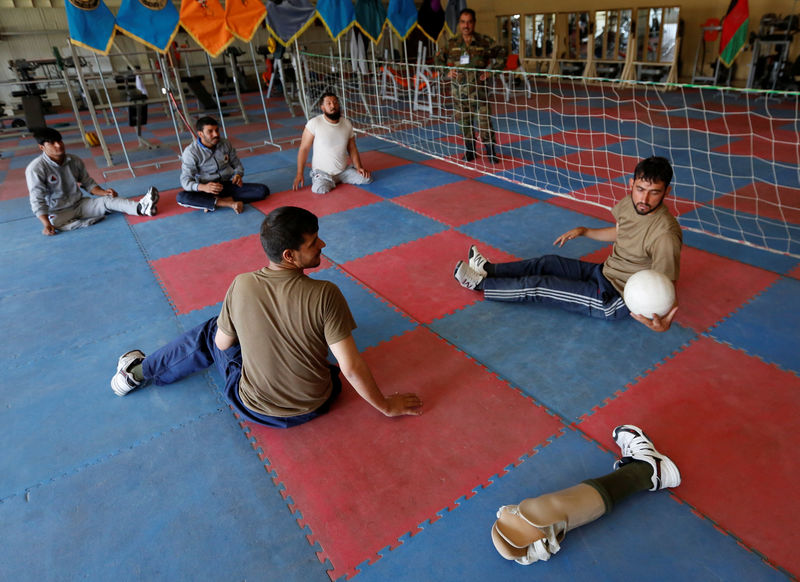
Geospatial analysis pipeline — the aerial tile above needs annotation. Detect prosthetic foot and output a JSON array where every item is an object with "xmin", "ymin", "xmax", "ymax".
[{"xmin": 491, "ymin": 483, "xmax": 606, "ymax": 565}]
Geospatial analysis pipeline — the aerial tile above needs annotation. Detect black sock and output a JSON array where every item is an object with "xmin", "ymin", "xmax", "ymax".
[
  {"xmin": 483, "ymin": 262, "xmax": 495, "ymax": 276},
  {"xmin": 582, "ymin": 460, "xmax": 653, "ymax": 514}
]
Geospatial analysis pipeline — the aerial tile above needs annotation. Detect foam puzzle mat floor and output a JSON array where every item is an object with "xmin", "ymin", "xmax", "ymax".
[{"xmin": 1, "ymin": 94, "xmax": 798, "ymax": 581}]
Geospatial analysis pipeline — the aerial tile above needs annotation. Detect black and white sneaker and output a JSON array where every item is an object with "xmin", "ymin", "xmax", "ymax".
[
  {"xmin": 454, "ymin": 260, "xmax": 485, "ymax": 290},
  {"xmin": 111, "ymin": 349, "xmax": 145, "ymax": 396},
  {"xmin": 139, "ymin": 187, "xmax": 159, "ymax": 216},
  {"xmin": 468, "ymin": 244, "xmax": 489, "ymax": 278},
  {"xmin": 612, "ymin": 424, "xmax": 681, "ymax": 491}
]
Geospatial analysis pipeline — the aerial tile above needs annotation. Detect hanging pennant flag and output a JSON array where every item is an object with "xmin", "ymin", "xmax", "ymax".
[
  {"xmin": 265, "ymin": 0, "xmax": 317, "ymax": 47},
  {"xmin": 719, "ymin": 0, "xmax": 749, "ymax": 67},
  {"xmin": 444, "ymin": 0, "xmax": 466, "ymax": 37},
  {"xmin": 387, "ymin": 0, "xmax": 417, "ymax": 40},
  {"xmin": 226, "ymin": 0, "xmax": 267, "ymax": 42},
  {"xmin": 417, "ymin": 0, "xmax": 445, "ymax": 43},
  {"xmin": 317, "ymin": 0, "xmax": 356, "ymax": 41},
  {"xmin": 180, "ymin": 0, "xmax": 234, "ymax": 57},
  {"xmin": 354, "ymin": 0, "xmax": 386, "ymax": 44},
  {"xmin": 116, "ymin": 0, "xmax": 180, "ymax": 53},
  {"xmin": 65, "ymin": 0, "xmax": 117, "ymax": 54}
]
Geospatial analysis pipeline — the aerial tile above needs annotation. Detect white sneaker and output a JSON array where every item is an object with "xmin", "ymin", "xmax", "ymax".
[
  {"xmin": 111, "ymin": 349, "xmax": 145, "ymax": 396},
  {"xmin": 454, "ymin": 260, "xmax": 485, "ymax": 290},
  {"xmin": 612, "ymin": 425, "xmax": 681, "ymax": 491},
  {"xmin": 139, "ymin": 187, "xmax": 159, "ymax": 216},
  {"xmin": 468, "ymin": 245, "xmax": 489, "ymax": 277}
]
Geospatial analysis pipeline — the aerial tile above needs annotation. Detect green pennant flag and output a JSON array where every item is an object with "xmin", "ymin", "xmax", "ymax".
[{"xmin": 719, "ymin": 0, "xmax": 749, "ymax": 67}]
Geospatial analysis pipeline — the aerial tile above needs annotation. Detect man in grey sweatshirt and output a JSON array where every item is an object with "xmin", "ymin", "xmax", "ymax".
[
  {"xmin": 26, "ymin": 128, "xmax": 158, "ymax": 236},
  {"xmin": 178, "ymin": 116, "xmax": 269, "ymax": 214}
]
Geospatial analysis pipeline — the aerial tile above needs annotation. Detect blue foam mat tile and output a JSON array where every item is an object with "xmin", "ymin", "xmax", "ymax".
[
  {"xmin": 678, "ymin": 206, "xmax": 800, "ymax": 257},
  {"xmin": 0, "ymin": 412, "xmax": 331, "ymax": 582},
  {"xmin": 709, "ymin": 276, "xmax": 800, "ymax": 374},
  {"xmin": 105, "ymin": 168, "xmax": 183, "ymax": 196},
  {"xmin": 310, "ymin": 266, "xmax": 417, "ymax": 350},
  {"xmin": 353, "ymin": 430, "xmax": 786, "ymax": 582},
  {"xmin": 475, "ymin": 174, "xmax": 551, "ymax": 199},
  {"xmin": 374, "ymin": 144, "xmax": 435, "ymax": 162},
  {"xmin": 354, "ymin": 135, "xmax": 395, "ymax": 152},
  {"xmin": 9, "ymin": 152, "xmax": 39, "ymax": 170},
  {"xmin": 241, "ymin": 148, "xmax": 299, "ymax": 173},
  {"xmin": 0, "ymin": 232, "xmax": 175, "ymax": 365},
  {"xmin": 682, "ymin": 230, "xmax": 799, "ymax": 275},
  {"xmin": 429, "ymin": 300, "xmax": 696, "ymax": 421},
  {"xmin": 178, "ymin": 301, "xmax": 223, "ymax": 331},
  {"xmin": 498, "ymin": 162, "xmax": 604, "ymax": 195},
  {"xmin": 0, "ymin": 316, "xmax": 222, "ymax": 496},
  {"xmin": 358, "ymin": 163, "xmax": 465, "ymax": 198},
  {"xmin": 0, "ymin": 215, "xmax": 151, "ymax": 296},
  {"xmin": 131, "ymin": 204, "xmax": 267, "ymax": 261},
  {"xmin": 247, "ymin": 165, "xmax": 298, "ymax": 194},
  {"xmin": 458, "ymin": 203, "xmax": 612, "ymax": 260},
  {"xmin": 319, "ymin": 201, "xmax": 447, "ymax": 263},
  {"xmin": 0, "ymin": 195, "xmax": 38, "ymax": 221}
]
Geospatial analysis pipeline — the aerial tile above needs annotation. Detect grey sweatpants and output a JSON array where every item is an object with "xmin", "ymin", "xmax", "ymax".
[
  {"xmin": 310, "ymin": 166, "xmax": 372, "ymax": 194},
  {"xmin": 49, "ymin": 196, "xmax": 139, "ymax": 230}
]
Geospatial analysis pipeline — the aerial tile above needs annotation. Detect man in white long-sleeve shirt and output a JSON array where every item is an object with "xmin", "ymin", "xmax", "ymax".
[
  {"xmin": 178, "ymin": 116, "xmax": 269, "ymax": 214},
  {"xmin": 26, "ymin": 128, "xmax": 159, "ymax": 236}
]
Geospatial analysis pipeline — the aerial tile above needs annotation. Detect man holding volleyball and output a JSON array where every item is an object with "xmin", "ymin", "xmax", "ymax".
[{"xmin": 453, "ymin": 156, "xmax": 681, "ymax": 332}]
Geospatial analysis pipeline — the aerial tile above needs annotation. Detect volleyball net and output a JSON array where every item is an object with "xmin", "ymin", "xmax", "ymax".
[{"xmin": 296, "ymin": 51, "xmax": 800, "ymax": 258}]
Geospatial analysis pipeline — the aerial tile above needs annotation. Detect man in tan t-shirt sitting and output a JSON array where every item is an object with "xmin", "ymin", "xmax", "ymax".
[
  {"xmin": 453, "ymin": 156, "xmax": 682, "ymax": 333},
  {"xmin": 110, "ymin": 206, "xmax": 422, "ymax": 427}
]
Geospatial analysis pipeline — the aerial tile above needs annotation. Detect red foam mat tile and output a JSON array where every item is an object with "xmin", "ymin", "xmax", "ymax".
[
  {"xmin": 393, "ymin": 179, "xmax": 535, "ymax": 227},
  {"xmin": 579, "ymin": 336, "xmax": 800, "ymax": 576},
  {"xmin": 151, "ymin": 234, "xmax": 333, "ymax": 314},
  {"xmin": 342, "ymin": 229, "xmax": 520, "ymax": 323},
  {"xmin": 252, "ymin": 184, "xmax": 381, "ymax": 217},
  {"xmin": 714, "ymin": 131, "xmax": 800, "ymax": 164},
  {"xmin": 358, "ymin": 150, "xmax": 412, "ymax": 172},
  {"xmin": 712, "ymin": 181, "xmax": 800, "ymax": 225},
  {"xmin": 543, "ymin": 150, "xmax": 642, "ymax": 182},
  {"xmin": 248, "ymin": 327, "xmax": 564, "ymax": 579},
  {"xmin": 674, "ymin": 246, "xmax": 779, "ymax": 332},
  {"xmin": 540, "ymin": 130, "xmax": 627, "ymax": 149}
]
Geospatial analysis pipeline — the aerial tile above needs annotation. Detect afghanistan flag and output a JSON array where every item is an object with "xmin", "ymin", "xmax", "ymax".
[{"xmin": 719, "ymin": 0, "xmax": 748, "ymax": 67}]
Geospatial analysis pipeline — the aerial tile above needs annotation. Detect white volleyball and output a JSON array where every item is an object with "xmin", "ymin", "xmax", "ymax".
[{"xmin": 623, "ymin": 269, "xmax": 675, "ymax": 317}]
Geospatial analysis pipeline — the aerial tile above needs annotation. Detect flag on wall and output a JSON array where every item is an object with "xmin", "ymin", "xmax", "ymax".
[
  {"xmin": 417, "ymin": 0, "xmax": 445, "ymax": 43},
  {"xmin": 265, "ymin": 0, "xmax": 317, "ymax": 46},
  {"xmin": 226, "ymin": 0, "xmax": 267, "ymax": 42},
  {"xmin": 354, "ymin": 0, "xmax": 386, "ymax": 44},
  {"xmin": 116, "ymin": 0, "xmax": 180, "ymax": 53},
  {"xmin": 444, "ymin": 0, "xmax": 466, "ymax": 37},
  {"xmin": 180, "ymin": 0, "xmax": 234, "ymax": 57},
  {"xmin": 720, "ymin": 0, "xmax": 749, "ymax": 67},
  {"xmin": 387, "ymin": 0, "xmax": 417, "ymax": 40},
  {"xmin": 65, "ymin": 0, "xmax": 117, "ymax": 54},
  {"xmin": 317, "ymin": 0, "xmax": 356, "ymax": 41}
]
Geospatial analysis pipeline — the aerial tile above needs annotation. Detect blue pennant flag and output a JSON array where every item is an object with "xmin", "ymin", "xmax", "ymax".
[
  {"xmin": 65, "ymin": 0, "xmax": 117, "ymax": 54},
  {"xmin": 387, "ymin": 0, "xmax": 417, "ymax": 39},
  {"xmin": 317, "ymin": 0, "xmax": 356, "ymax": 41},
  {"xmin": 116, "ymin": 0, "xmax": 180, "ymax": 53},
  {"xmin": 354, "ymin": 0, "xmax": 386, "ymax": 44},
  {"xmin": 266, "ymin": 0, "xmax": 318, "ymax": 46}
]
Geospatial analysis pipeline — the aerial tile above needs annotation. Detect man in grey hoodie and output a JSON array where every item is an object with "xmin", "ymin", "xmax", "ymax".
[
  {"xmin": 26, "ymin": 128, "xmax": 158, "ymax": 235},
  {"xmin": 178, "ymin": 116, "xmax": 269, "ymax": 214}
]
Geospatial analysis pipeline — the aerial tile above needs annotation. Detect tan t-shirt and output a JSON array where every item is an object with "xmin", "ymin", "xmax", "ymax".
[
  {"xmin": 216, "ymin": 268, "xmax": 356, "ymax": 417},
  {"xmin": 602, "ymin": 195, "xmax": 683, "ymax": 294}
]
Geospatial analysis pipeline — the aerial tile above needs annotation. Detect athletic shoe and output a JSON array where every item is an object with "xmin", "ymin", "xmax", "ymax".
[
  {"xmin": 612, "ymin": 424, "xmax": 681, "ymax": 491},
  {"xmin": 454, "ymin": 260, "xmax": 485, "ymax": 290},
  {"xmin": 468, "ymin": 244, "xmax": 489, "ymax": 277},
  {"xmin": 463, "ymin": 149, "xmax": 476, "ymax": 162},
  {"xmin": 111, "ymin": 349, "xmax": 145, "ymax": 396},
  {"xmin": 139, "ymin": 187, "xmax": 159, "ymax": 216}
]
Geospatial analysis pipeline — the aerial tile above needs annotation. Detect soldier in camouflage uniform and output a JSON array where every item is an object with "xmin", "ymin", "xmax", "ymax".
[{"xmin": 435, "ymin": 9, "xmax": 506, "ymax": 163}]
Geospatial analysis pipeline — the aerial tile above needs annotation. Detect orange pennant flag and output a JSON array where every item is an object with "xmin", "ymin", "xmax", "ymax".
[
  {"xmin": 225, "ymin": 0, "xmax": 266, "ymax": 42},
  {"xmin": 180, "ymin": 0, "xmax": 234, "ymax": 57}
]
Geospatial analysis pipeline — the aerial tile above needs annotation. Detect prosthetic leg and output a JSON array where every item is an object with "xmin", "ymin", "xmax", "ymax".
[{"xmin": 491, "ymin": 483, "xmax": 606, "ymax": 564}]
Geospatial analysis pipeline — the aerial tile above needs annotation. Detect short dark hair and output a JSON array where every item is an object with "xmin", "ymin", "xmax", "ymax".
[
  {"xmin": 196, "ymin": 116, "xmax": 219, "ymax": 132},
  {"xmin": 320, "ymin": 91, "xmax": 339, "ymax": 104},
  {"xmin": 34, "ymin": 127, "xmax": 63, "ymax": 145},
  {"xmin": 633, "ymin": 156, "xmax": 673, "ymax": 189},
  {"xmin": 260, "ymin": 206, "xmax": 319, "ymax": 262},
  {"xmin": 459, "ymin": 8, "xmax": 476, "ymax": 21}
]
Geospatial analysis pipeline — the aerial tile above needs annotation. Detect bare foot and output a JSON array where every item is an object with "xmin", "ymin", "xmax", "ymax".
[{"xmin": 216, "ymin": 197, "xmax": 244, "ymax": 214}]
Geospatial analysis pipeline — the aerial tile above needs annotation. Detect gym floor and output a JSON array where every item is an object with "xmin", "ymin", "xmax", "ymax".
[{"xmin": 1, "ymin": 92, "xmax": 798, "ymax": 581}]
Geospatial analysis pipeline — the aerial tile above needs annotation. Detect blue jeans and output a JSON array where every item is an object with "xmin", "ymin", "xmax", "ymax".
[
  {"xmin": 141, "ymin": 317, "xmax": 341, "ymax": 428},
  {"xmin": 177, "ymin": 181, "xmax": 269, "ymax": 211},
  {"xmin": 483, "ymin": 255, "xmax": 629, "ymax": 320}
]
